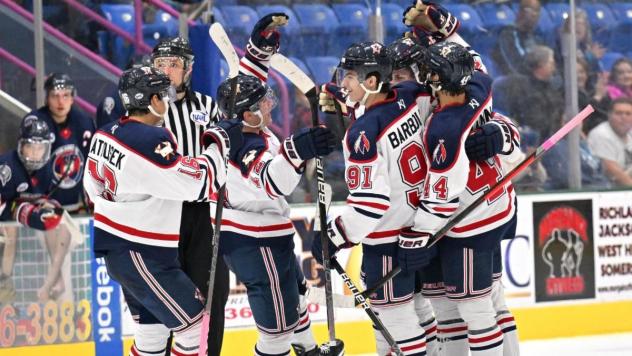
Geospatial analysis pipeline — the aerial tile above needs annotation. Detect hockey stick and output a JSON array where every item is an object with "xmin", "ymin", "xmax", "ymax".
[
  {"xmin": 270, "ymin": 53, "xmax": 341, "ymax": 348},
  {"xmin": 198, "ymin": 23, "xmax": 241, "ymax": 356},
  {"xmin": 271, "ymin": 54, "xmax": 405, "ymax": 354},
  {"xmin": 363, "ymin": 105, "xmax": 596, "ymax": 295},
  {"xmin": 330, "ymin": 258, "xmax": 404, "ymax": 355}
]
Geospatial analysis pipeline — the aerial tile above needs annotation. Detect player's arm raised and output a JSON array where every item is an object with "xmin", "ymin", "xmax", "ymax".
[{"xmin": 239, "ymin": 13, "xmax": 289, "ymax": 82}]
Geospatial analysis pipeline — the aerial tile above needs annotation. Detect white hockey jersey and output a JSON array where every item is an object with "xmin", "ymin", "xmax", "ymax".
[
  {"xmin": 413, "ymin": 71, "xmax": 517, "ymax": 238},
  {"xmin": 219, "ymin": 128, "xmax": 303, "ymax": 238},
  {"xmin": 84, "ymin": 118, "xmax": 226, "ymax": 250},
  {"xmin": 334, "ymin": 81, "xmax": 432, "ymax": 246}
]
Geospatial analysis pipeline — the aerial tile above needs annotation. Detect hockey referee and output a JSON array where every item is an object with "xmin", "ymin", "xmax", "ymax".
[{"xmin": 151, "ymin": 37, "xmax": 229, "ymax": 356}]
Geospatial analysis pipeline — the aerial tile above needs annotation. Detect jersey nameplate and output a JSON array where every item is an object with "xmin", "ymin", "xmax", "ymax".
[
  {"xmin": 89, "ymin": 137, "xmax": 127, "ymax": 170},
  {"xmin": 387, "ymin": 110, "xmax": 423, "ymax": 149}
]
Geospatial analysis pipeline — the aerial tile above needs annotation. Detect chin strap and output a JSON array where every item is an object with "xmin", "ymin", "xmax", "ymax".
[
  {"xmin": 359, "ymin": 82, "xmax": 383, "ymax": 106},
  {"xmin": 147, "ymin": 98, "xmax": 169, "ymax": 126},
  {"xmin": 241, "ymin": 110, "xmax": 265, "ymax": 129}
]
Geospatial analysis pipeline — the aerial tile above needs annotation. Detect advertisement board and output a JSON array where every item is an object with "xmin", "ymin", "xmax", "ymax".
[{"xmin": 3, "ymin": 189, "xmax": 632, "ymax": 353}]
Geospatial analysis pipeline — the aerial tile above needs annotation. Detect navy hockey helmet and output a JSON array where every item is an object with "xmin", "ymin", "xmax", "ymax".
[
  {"xmin": 216, "ymin": 75, "xmax": 276, "ymax": 120},
  {"xmin": 386, "ymin": 37, "xmax": 429, "ymax": 83},
  {"xmin": 426, "ymin": 42, "xmax": 474, "ymax": 94},
  {"xmin": 17, "ymin": 115, "xmax": 54, "ymax": 171},
  {"xmin": 118, "ymin": 66, "xmax": 172, "ymax": 112},
  {"xmin": 44, "ymin": 73, "xmax": 76, "ymax": 97},
  {"xmin": 151, "ymin": 37, "xmax": 194, "ymax": 68},
  {"xmin": 338, "ymin": 41, "xmax": 393, "ymax": 87}
]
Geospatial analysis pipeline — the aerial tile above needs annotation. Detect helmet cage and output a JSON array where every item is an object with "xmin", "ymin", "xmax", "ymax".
[{"xmin": 18, "ymin": 138, "xmax": 52, "ymax": 171}]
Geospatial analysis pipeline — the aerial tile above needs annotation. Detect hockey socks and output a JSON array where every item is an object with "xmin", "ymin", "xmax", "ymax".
[
  {"xmin": 496, "ymin": 310, "xmax": 519, "ymax": 356},
  {"xmin": 291, "ymin": 295, "xmax": 317, "ymax": 353}
]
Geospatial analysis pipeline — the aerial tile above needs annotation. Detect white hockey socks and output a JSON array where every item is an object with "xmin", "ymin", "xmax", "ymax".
[
  {"xmin": 373, "ymin": 302, "xmax": 427, "ymax": 356},
  {"xmin": 457, "ymin": 297, "xmax": 504, "ymax": 356},
  {"xmin": 129, "ymin": 323, "xmax": 169, "ymax": 356},
  {"xmin": 255, "ymin": 331, "xmax": 293, "ymax": 356},
  {"xmin": 414, "ymin": 293, "xmax": 438, "ymax": 356},
  {"xmin": 171, "ymin": 319, "xmax": 202, "ymax": 356},
  {"xmin": 291, "ymin": 294, "xmax": 317, "ymax": 353},
  {"xmin": 492, "ymin": 281, "xmax": 520, "ymax": 356},
  {"xmin": 431, "ymin": 298, "xmax": 468, "ymax": 356}
]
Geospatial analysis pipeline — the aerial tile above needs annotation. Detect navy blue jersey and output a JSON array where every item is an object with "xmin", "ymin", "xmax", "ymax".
[
  {"xmin": 96, "ymin": 89, "xmax": 125, "ymax": 129},
  {"xmin": 0, "ymin": 151, "xmax": 51, "ymax": 221},
  {"xmin": 26, "ymin": 106, "xmax": 96, "ymax": 210}
]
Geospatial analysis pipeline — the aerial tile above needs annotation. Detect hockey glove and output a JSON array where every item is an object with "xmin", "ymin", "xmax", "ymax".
[
  {"xmin": 311, "ymin": 216, "xmax": 355, "ymax": 265},
  {"xmin": 202, "ymin": 119, "xmax": 244, "ymax": 161},
  {"xmin": 398, "ymin": 227, "xmax": 436, "ymax": 274},
  {"xmin": 465, "ymin": 120, "xmax": 513, "ymax": 161},
  {"xmin": 282, "ymin": 126, "xmax": 336, "ymax": 169},
  {"xmin": 403, "ymin": 1, "xmax": 459, "ymax": 40},
  {"xmin": 319, "ymin": 83, "xmax": 349, "ymax": 115},
  {"xmin": 14, "ymin": 199, "xmax": 62, "ymax": 231},
  {"xmin": 246, "ymin": 13, "xmax": 289, "ymax": 61}
]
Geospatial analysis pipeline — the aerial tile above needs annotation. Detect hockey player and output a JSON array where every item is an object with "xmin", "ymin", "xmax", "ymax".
[
  {"xmin": 0, "ymin": 117, "xmax": 62, "ymax": 303},
  {"xmin": 400, "ymin": 42, "xmax": 518, "ymax": 356},
  {"xmin": 234, "ymin": 13, "xmax": 335, "ymax": 355},
  {"xmin": 386, "ymin": 35, "xmax": 521, "ymax": 356},
  {"xmin": 25, "ymin": 73, "xmax": 95, "ymax": 212},
  {"xmin": 84, "ymin": 66, "xmax": 242, "ymax": 356},
  {"xmin": 310, "ymin": 40, "xmax": 435, "ymax": 356},
  {"xmin": 150, "ymin": 36, "xmax": 230, "ymax": 356},
  {"xmin": 215, "ymin": 73, "xmax": 337, "ymax": 356}
]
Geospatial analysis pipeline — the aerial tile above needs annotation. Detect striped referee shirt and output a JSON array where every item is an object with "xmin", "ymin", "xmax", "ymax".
[{"xmin": 163, "ymin": 91, "xmax": 219, "ymax": 157}]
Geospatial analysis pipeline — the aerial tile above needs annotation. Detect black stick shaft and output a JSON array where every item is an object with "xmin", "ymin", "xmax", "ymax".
[
  {"xmin": 330, "ymin": 258, "xmax": 404, "ymax": 355},
  {"xmin": 306, "ymin": 87, "xmax": 337, "ymax": 342}
]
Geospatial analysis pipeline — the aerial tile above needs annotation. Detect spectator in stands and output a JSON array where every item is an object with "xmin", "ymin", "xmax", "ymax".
[
  {"xmin": 587, "ymin": 97, "xmax": 632, "ymax": 187},
  {"xmin": 557, "ymin": 9, "xmax": 605, "ymax": 91},
  {"xmin": 511, "ymin": 125, "xmax": 548, "ymax": 192},
  {"xmin": 577, "ymin": 57, "xmax": 609, "ymax": 134},
  {"xmin": 492, "ymin": 0, "xmax": 546, "ymax": 76},
  {"xmin": 606, "ymin": 58, "xmax": 632, "ymax": 101},
  {"xmin": 541, "ymin": 136, "xmax": 611, "ymax": 191},
  {"xmin": 500, "ymin": 45, "xmax": 564, "ymax": 142}
]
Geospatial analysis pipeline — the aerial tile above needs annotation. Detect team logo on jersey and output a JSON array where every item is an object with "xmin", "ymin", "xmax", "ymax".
[
  {"xmin": 154, "ymin": 141, "xmax": 174, "ymax": 160},
  {"xmin": 432, "ymin": 139, "xmax": 447, "ymax": 165},
  {"xmin": 0, "ymin": 165, "xmax": 11, "ymax": 187},
  {"xmin": 468, "ymin": 98, "xmax": 480, "ymax": 109},
  {"xmin": 353, "ymin": 131, "xmax": 370, "ymax": 155},
  {"xmin": 17, "ymin": 182, "xmax": 29, "ymax": 192},
  {"xmin": 103, "ymin": 97, "xmax": 115, "ymax": 115},
  {"xmin": 190, "ymin": 110, "xmax": 209, "ymax": 125},
  {"xmin": 52, "ymin": 144, "xmax": 84, "ymax": 189}
]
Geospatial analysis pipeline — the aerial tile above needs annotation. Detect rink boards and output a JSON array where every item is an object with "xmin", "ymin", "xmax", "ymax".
[{"xmin": 2, "ymin": 189, "xmax": 632, "ymax": 355}]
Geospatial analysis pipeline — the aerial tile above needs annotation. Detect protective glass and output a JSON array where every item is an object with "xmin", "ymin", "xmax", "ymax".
[{"xmin": 335, "ymin": 67, "xmax": 359, "ymax": 86}]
